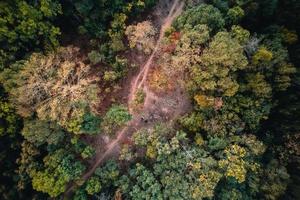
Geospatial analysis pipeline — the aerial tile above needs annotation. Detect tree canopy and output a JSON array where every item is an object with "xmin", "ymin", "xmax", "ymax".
[{"xmin": 0, "ymin": 0, "xmax": 299, "ymax": 199}]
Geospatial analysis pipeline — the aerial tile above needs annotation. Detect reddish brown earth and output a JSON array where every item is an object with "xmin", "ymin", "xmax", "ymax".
[{"xmin": 65, "ymin": 0, "xmax": 190, "ymax": 196}]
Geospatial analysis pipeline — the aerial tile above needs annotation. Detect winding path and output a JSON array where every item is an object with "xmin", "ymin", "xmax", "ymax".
[{"xmin": 64, "ymin": 0, "xmax": 185, "ymax": 196}]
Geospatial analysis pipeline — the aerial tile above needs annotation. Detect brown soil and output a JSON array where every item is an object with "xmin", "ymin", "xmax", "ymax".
[{"xmin": 65, "ymin": 0, "xmax": 190, "ymax": 196}]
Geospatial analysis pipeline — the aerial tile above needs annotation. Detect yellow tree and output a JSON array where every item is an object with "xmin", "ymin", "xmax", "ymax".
[{"xmin": 125, "ymin": 21, "xmax": 157, "ymax": 54}]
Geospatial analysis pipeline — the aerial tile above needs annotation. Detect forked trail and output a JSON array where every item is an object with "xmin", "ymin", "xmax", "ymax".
[{"xmin": 65, "ymin": 0, "xmax": 185, "ymax": 196}]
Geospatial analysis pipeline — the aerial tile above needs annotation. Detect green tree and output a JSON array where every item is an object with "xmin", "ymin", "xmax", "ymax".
[
  {"xmin": 174, "ymin": 4, "xmax": 225, "ymax": 33},
  {"xmin": 188, "ymin": 31, "xmax": 247, "ymax": 97},
  {"xmin": 245, "ymin": 73, "xmax": 272, "ymax": 98},
  {"xmin": 81, "ymin": 145, "xmax": 95, "ymax": 159},
  {"xmin": 230, "ymin": 25, "xmax": 250, "ymax": 44},
  {"xmin": 0, "ymin": 98, "xmax": 19, "ymax": 136},
  {"xmin": 85, "ymin": 176, "xmax": 101, "ymax": 195},
  {"xmin": 260, "ymin": 160, "xmax": 290, "ymax": 200},
  {"xmin": 226, "ymin": 6, "xmax": 245, "ymax": 25},
  {"xmin": 94, "ymin": 159, "xmax": 120, "ymax": 185},
  {"xmin": 22, "ymin": 120, "xmax": 64, "ymax": 146},
  {"xmin": 179, "ymin": 24, "xmax": 210, "ymax": 48},
  {"xmin": 16, "ymin": 141, "xmax": 40, "ymax": 190},
  {"xmin": 119, "ymin": 163, "xmax": 163, "ymax": 200},
  {"xmin": 31, "ymin": 149, "xmax": 85, "ymax": 197},
  {"xmin": 179, "ymin": 112, "xmax": 204, "ymax": 133},
  {"xmin": 101, "ymin": 105, "xmax": 131, "ymax": 134},
  {"xmin": 0, "ymin": 0, "xmax": 61, "ymax": 68},
  {"xmin": 88, "ymin": 50, "xmax": 104, "ymax": 64}
]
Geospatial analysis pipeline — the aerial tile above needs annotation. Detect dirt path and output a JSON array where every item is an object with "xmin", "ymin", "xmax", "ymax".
[
  {"xmin": 65, "ymin": 0, "xmax": 186, "ymax": 196},
  {"xmin": 128, "ymin": 0, "xmax": 184, "ymax": 106}
]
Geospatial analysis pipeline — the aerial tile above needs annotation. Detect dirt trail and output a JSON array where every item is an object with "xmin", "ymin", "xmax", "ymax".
[
  {"xmin": 84, "ymin": 0, "xmax": 184, "ymax": 176},
  {"xmin": 128, "ymin": 0, "xmax": 184, "ymax": 105},
  {"xmin": 65, "ymin": 0, "xmax": 186, "ymax": 196}
]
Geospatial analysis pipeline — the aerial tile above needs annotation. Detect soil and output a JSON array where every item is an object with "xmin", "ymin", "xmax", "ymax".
[{"xmin": 65, "ymin": 0, "xmax": 191, "ymax": 196}]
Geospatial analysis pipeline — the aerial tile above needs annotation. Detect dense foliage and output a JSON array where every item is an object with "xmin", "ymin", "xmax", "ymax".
[
  {"xmin": 0, "ymin": 0, "xmax": 61, "ymax": 69},
  {"xmin": 0, "ymin": 0, "xmax": 299, "ymax": 199}
]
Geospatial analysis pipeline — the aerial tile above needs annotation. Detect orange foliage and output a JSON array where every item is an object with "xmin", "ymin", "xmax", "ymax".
[
  {"xmin": 148, "ymin": 66, "xmax": 174, "ymax": 92},
  {"xmin": 194, "ymin": 94, "xmax": 215, "ymax": 108},
  {"xmin": 161, "ymin": 43, "xmax": 177, "ymax": 53},
  {"xmin": 170, "ymin": 31, "xmax": 181, "ymax": 41}
]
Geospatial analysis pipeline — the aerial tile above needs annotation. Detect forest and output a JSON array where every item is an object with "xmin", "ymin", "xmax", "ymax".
[{"xmin": 0, "ymin": 0, "xmax": 299, "ymax": 199}]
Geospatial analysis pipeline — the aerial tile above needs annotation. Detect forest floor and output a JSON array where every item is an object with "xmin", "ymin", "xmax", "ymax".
[{"xmin": 65, "ymin": 0, "xmax": 190, "ymax": 196}]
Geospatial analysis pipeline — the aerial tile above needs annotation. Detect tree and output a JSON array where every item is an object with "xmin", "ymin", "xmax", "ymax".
[
  {"xmin": 120, "ymin": 163, "xmax": 163, "ymax": 200},
  {"xmin": 125, "ymin": 21, "xmax": 157, "ymax": 54},
  {"xmin": 280, "ymin": 28, "xmax": 298, "ymax": 45},
  {"xmin": 194, "ymin": 94, "xmax": 215, "ymax": 108},
  {"xmin": 80, "ymin": 113, "xmax": 101, "ymax": 135},
  {"xmin": 252, "ymin": 47, "xmax": 273, "ymax": 65},
  {"xmin": 174, "ymin": 4, "xmax": 225, "ymax": 33},
  {"xmin": 1, "ymin": 46, "xmax": 100, "ymax": 134},
  {"xmin": 245, "ymin": 73, "xmax": 272, "ymax": 98},
  {"xmin": 31, "ymin": 149, "xmax": 85, "ymax": 197},
  {"xmin": 120, "ymin": 144, "xmax": 136, "ymax": 161},
  {"xmin": 260, "ymin": 160, "xmax": 290, "ymax": 200},
  {"xmin": 81, "ymin": 145, "xmax": 95, "ymax": 159},
  {"xmin": 0, "ymin": 0, "xmax": 61, "ymax": 68},
  {"xmin": 201, "ymin": 31, "xmax": 248, "ymax": 73},
  {"xmin": 63, "ymin": 0, "xmax": 157, "ymax": 38},
  {"xmin": 22, "ymin": 119, "xmax": 64, "ymax": 147},
  {"xmin": 0, "ymin": 107, "xmax": 25, "ymax": 200},
  {"xmin": 101, "ymin": 105, "xmax": 131, "ymax": 134},
  {"xmin": 170, "ymin": 24, "xmax": 209, "ymax": 73},
  {"xmin": 16, "ymin": 141, "xmax": 40, "ymax": 190},
  {"xmin": 226, "ymin": 6, "xmax": 245, "ymax": 25},
  {"xmin": 179, "ymin": 24, "xmax": 210, "ymax": 48},
  {"xmin": 0, "ymin": 98, "xmax": 19, "ymax": 136},
  {"xmin": 274, "ymin": 63, "xmax": 296, "ymax": 91},
  {"xmin": 220, "ymin": 95, "xmax": 271, "ymax": 132},
  {"xmin": 219, "ymin": 144, "xmax": 250, "ymax": 183},
  {"xmin": 94, "ymin": 159, "xmax": 120, "ymax": 185},
  {"xmin": 73, "ymin": 188, "xmax": 88, "ymax": 200},
  {"xmin": 230, "ymin": 25, "xmax": 250, "ymax": 45},
  {"xmin": 88, "ymin": 50, "xmax": 104, "ymax": 64},
  {"xmin": 188, "ymin": 31, "xmax": 247, "ymax": 97},
  {"xmin": 179, "ymin": 112, "xmax": 204, "ymax": 133},
  {"xmin": 124, "ymin": 124, "xmax": 270, "ymax": 199},
  {"xmin": 85, "ymin": 176, "xmax": 101, "ymax": 195}
]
